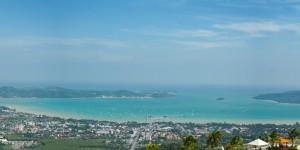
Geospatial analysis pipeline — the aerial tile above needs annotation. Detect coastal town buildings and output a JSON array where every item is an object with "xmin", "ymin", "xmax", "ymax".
[{"xmin": 1, "ymin": 106, "xmax": 299, "ymax": 149}]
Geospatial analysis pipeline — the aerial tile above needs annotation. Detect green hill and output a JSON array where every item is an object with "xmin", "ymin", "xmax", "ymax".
[
  {"xmin": 253, "ymin": 91, "xmax": 300, "ymax": 104},
  {"xmin": 0, "ymin": 86, "xmax": 175, "ymax": 98}
]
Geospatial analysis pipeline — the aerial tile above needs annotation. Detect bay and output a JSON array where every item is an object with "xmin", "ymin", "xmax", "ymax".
[{"xmin": 0, "ymin": 86, "xmax": 299, "ymax": 124}]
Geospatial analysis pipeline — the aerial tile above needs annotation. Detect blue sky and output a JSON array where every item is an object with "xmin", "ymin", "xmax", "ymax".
[{"xmin": 1, "ymin": 0, "xmax": 300, "ymax": 87}]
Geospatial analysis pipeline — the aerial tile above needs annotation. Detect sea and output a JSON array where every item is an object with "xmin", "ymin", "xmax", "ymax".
[{"xmin": 0, "ymin": 85, "xmax": 300, "ymax": 124}]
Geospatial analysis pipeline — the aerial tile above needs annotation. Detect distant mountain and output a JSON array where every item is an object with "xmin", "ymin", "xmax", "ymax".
[
  {"xmin": 0, "ymin": 86, "xmax": 176, "ymax": 98},
  {"xmin": 253, "ymin": 91, "xmax": 300, "ymax": 104}
]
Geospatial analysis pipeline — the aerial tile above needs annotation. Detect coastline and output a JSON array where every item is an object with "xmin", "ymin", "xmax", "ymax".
[
  {"xmin": 3, "ymin": 104, "xmax": 299, "ymax": 125},
  {"xmin": 0, "ymin": 96, "xmax": 153, "ymax": 99},
  {"xmin": 253, "ymin": 98, "xmax": 300, "ymax": 105},
  {"xmin": 3, "ymin": 104, "xmax": 83, "ymax": 120}
]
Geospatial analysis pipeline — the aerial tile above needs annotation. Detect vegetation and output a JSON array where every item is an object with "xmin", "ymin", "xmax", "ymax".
[
  {"xmin": 287, "ymin": 128, "xmax": 300, "ymax": 147},
  {"xmin": 0, "ymin": 86, "xmax": 175, "ymax": 98},
  {"xmin": 1, "ymin": 105, "xmax": 300, "ymax": 150},
  {"xmin": 3, "ymin": 128, "xmax": 300, "ymax": 150},
  {"xmin": 253, "ymin": 91, "xmax": 300, "ymax": 104},
  {"xmin": 224, "ymin": 136, "xmax": 243, "ymax": 150},
  {"xmin": 5, "ymin": 138, "xmax": 125, "ymax": 150},
  {"xmin": 206, "ymin": 130, "xmax": 221, "ymax": 149},
  {"xmin": 160, "ymin": 140, "xmax": 181, "ymax": 150},
  {"xmin": 145, "ymin": 144, "xmax": 162, "ymax": 150},
  {"xmin": 267, "ymin": 130, "xmax": 279, "ymax": 149},
  {"xmin": 216, "ymin": 98, "xmax": 225, "ymax": 101},
  {"xmin": 179, "ymin": 135, "xmax": 200, "ymax": 150}
]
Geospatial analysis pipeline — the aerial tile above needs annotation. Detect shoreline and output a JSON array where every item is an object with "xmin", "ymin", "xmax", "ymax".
[
  {"xmin": 4, "ymin": 104, "xmax": 83, "ymax": 120},
  {"xmin": 2, "ymin": 104, "xmax": 299, "ymax": 125},
  {"xmin": 253, "ymin": 98, "xmax": 300, "ymax": 105},
  {"xmin": 0, "ymin": 96, "xmax": 153, "ymax": 99}
]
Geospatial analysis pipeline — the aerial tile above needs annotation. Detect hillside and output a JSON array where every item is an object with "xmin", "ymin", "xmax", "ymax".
[
  {"xmin": 253, "ymin": 91, "xmax": 300, "ymax": 104},
  {"xmin": 0, "ymin": 86, "xmax": 175, "ymax": 98}
]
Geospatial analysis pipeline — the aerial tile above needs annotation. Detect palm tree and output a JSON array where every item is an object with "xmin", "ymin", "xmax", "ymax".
[
  {"xmin": 287, "ymin": 128, "xmax": 300, "ymax": 147},
  {"xmin": 225, "ymin": 136, "xmax": 243, "ymax": 150},
  {"xmin": 267, "ymin": 130, "xmax": 279, "ymax": 149},
  {"xmin": 258, "ymin": 135, "xmax": 268, "ymax": 142},
  {"xmin": 179, "ymin": 135, "xmax": 200, "ymax": 150},
  {"xmin": 145, "ymin": 144, "xmax": 162, "ymax": 150},
  {"xmin": 206, "ymin": 129, "xmax": 222, "ymax": 149}
]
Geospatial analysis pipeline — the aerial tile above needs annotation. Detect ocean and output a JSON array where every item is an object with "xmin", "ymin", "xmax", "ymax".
[{"xmin": 0, "ymin": 85, "xmax": 299, "ymax": 124}]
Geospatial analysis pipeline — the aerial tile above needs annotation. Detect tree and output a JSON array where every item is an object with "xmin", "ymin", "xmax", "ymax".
[
  {"xmin": 179, "ymin": 135, "xmax": 200, "ymax": 150},
  {"xmin": 258, "ymin": 135, "xmax": 268, "ymax": 142},
  {"xmin": 225, "ymin": 136, "xmax": 243, "ymax": 150},
  {"xmin": 145, "ymin": 144, "xmax": 162, "ymax": 150},
  {"xmin": 287, "ymin": 128, "xmax": 300, "ymax": 148},
  {"xmin": 161, "ymin": 142, "xmax": 181, "ymax": 150},
  {"xmin": 267, "ymin": 130, "xmax": 279, "ymax": 149},
  {"xmin": 206, "ymin": 129, "xmax": 222, "ymax": 149}
]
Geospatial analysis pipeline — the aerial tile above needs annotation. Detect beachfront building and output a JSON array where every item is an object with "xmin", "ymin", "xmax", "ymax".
[{"xmin": 0, "ymin": 135, "xmax": 8, "ymax": 144}]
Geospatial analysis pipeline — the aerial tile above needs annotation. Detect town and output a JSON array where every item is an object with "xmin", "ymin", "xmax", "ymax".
[{"xmin": 0, "ymin": 106, "xmax": 299, "ymax": 149}]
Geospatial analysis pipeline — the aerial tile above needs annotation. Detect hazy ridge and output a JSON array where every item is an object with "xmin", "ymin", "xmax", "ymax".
[
  {"xmin": 253, "ymin": 91, "xmax": 300, "ymax": 104},
  {"xmin": 0, "ymin": 86, "xmax": 176, "ymax": 98}
]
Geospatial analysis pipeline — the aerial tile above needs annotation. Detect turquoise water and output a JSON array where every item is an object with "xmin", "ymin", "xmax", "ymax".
[{"xmin": 0, "ymin": 86, "xmax": 300, "ymax": 124}]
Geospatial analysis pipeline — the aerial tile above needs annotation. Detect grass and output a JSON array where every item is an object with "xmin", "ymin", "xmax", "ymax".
[
  {"xmin": 6, "ymin": 134, "xmax": 38, "ymax": 141},
  {"xmin": 35, "ymin": 139, "xmax": 108, "ymax": 150},
  {"xmin": 4, "ymin": 138, "xmax": 127, "ymax": 150}
]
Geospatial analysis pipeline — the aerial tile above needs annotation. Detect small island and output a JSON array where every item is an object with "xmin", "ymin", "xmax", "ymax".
[
  {"xmin": 216, "ymin": 97, "xmax": 225, "ymax": 101},
  {"xmin": 253, "ymin": 91, "xmax": 300, "ymax": 104},
  {"xmin": 0, "ymin": 86, "xmax": 176, "ymax": 99}
]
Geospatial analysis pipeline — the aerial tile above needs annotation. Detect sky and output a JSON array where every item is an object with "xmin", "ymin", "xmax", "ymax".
[{"xmin": 0, "ymin": 0, "xmax": 300, "ymax": 87}]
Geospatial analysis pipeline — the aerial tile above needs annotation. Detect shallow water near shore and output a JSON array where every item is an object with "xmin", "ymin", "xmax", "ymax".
[{"xmin": 0, "ymin": 86, "xmax": 299, "ymax": 124}]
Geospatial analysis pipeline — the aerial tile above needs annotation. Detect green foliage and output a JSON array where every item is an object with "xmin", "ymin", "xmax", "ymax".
[
  {"xmin": 289, "ymin": 145, "xmax": 299, "ymax": 150},
  {"xmin": 267, "ymin": 130, "xmax": 279, "ymax": 148},
  {"xmin": 9, "ymin": 139, "xmax": 124, "ymax": 150},
  {"xmin": 206, "ymin": 130, "xmax": 222, "ymax": 149},
  {"xmin": 0, "ymin": 86, "xmax": 141, "ymax": 98},
  {"xmin": 287, "ymin": 128, "xmax": 300, "ymax": 147},
  {"xmin": 145, "ymin": 144, "xmax": 162, "ymax": 150},
  {"xmin": 0, "ymin": 86, "xmax": 175, "ymax": 98},
  {"xmin": 6, "ymin": 134, "xmax": 38, "ymax": 141},
  {"xmin": 258, "ymin": 135, "xmax": 268, "ymax": 142},
  {"xmin": 225, "ymin": 136, "xmax": 243, "ymax": 150},
  {"xmin": 179, "ymin": 135, "xmax": 200, "ymax": 150},
  {"xmin": 253, "ymin": 91, "xmax": 300, "ymax": 104},
  {"xmin": 160, "ymin": 140, "xmax": 181, "ymax": 150}
]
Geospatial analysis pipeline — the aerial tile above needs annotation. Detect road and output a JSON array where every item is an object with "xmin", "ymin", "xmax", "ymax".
[{"xmin": 130, "ymin": 129, "xmax": 141, "ymax": 150}]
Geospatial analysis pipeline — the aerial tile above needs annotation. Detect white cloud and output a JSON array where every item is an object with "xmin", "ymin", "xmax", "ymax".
[
  {"xmin": 0, "ymin": 36, "xmax": 127, "ymax": 48},
  {"xmin": 214, "ymin": 22, "xmax": 281, "ymax": 34},
  {"xmin": 214, "ymin": 22, "xmax": 300, "ymax": 36},
  {"xmin": 282, "ymin": 23, "xmax": 300, "ymax": 34},
  {"xmin": 171, "ymin": 40, "xmax": 244, "ymax": 49},
  {"xmin": 124, "ymin": 28, "xmax": 218, "ymax": 38}
]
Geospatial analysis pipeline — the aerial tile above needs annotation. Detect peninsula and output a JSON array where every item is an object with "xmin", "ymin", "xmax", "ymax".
[
  {"xmin": 253, "ymin": 91, "xmax": 300, "ymax": 104},
  {"xmin": 0, "ymin": 86, "xmax": 176, "ymax": 98}
]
